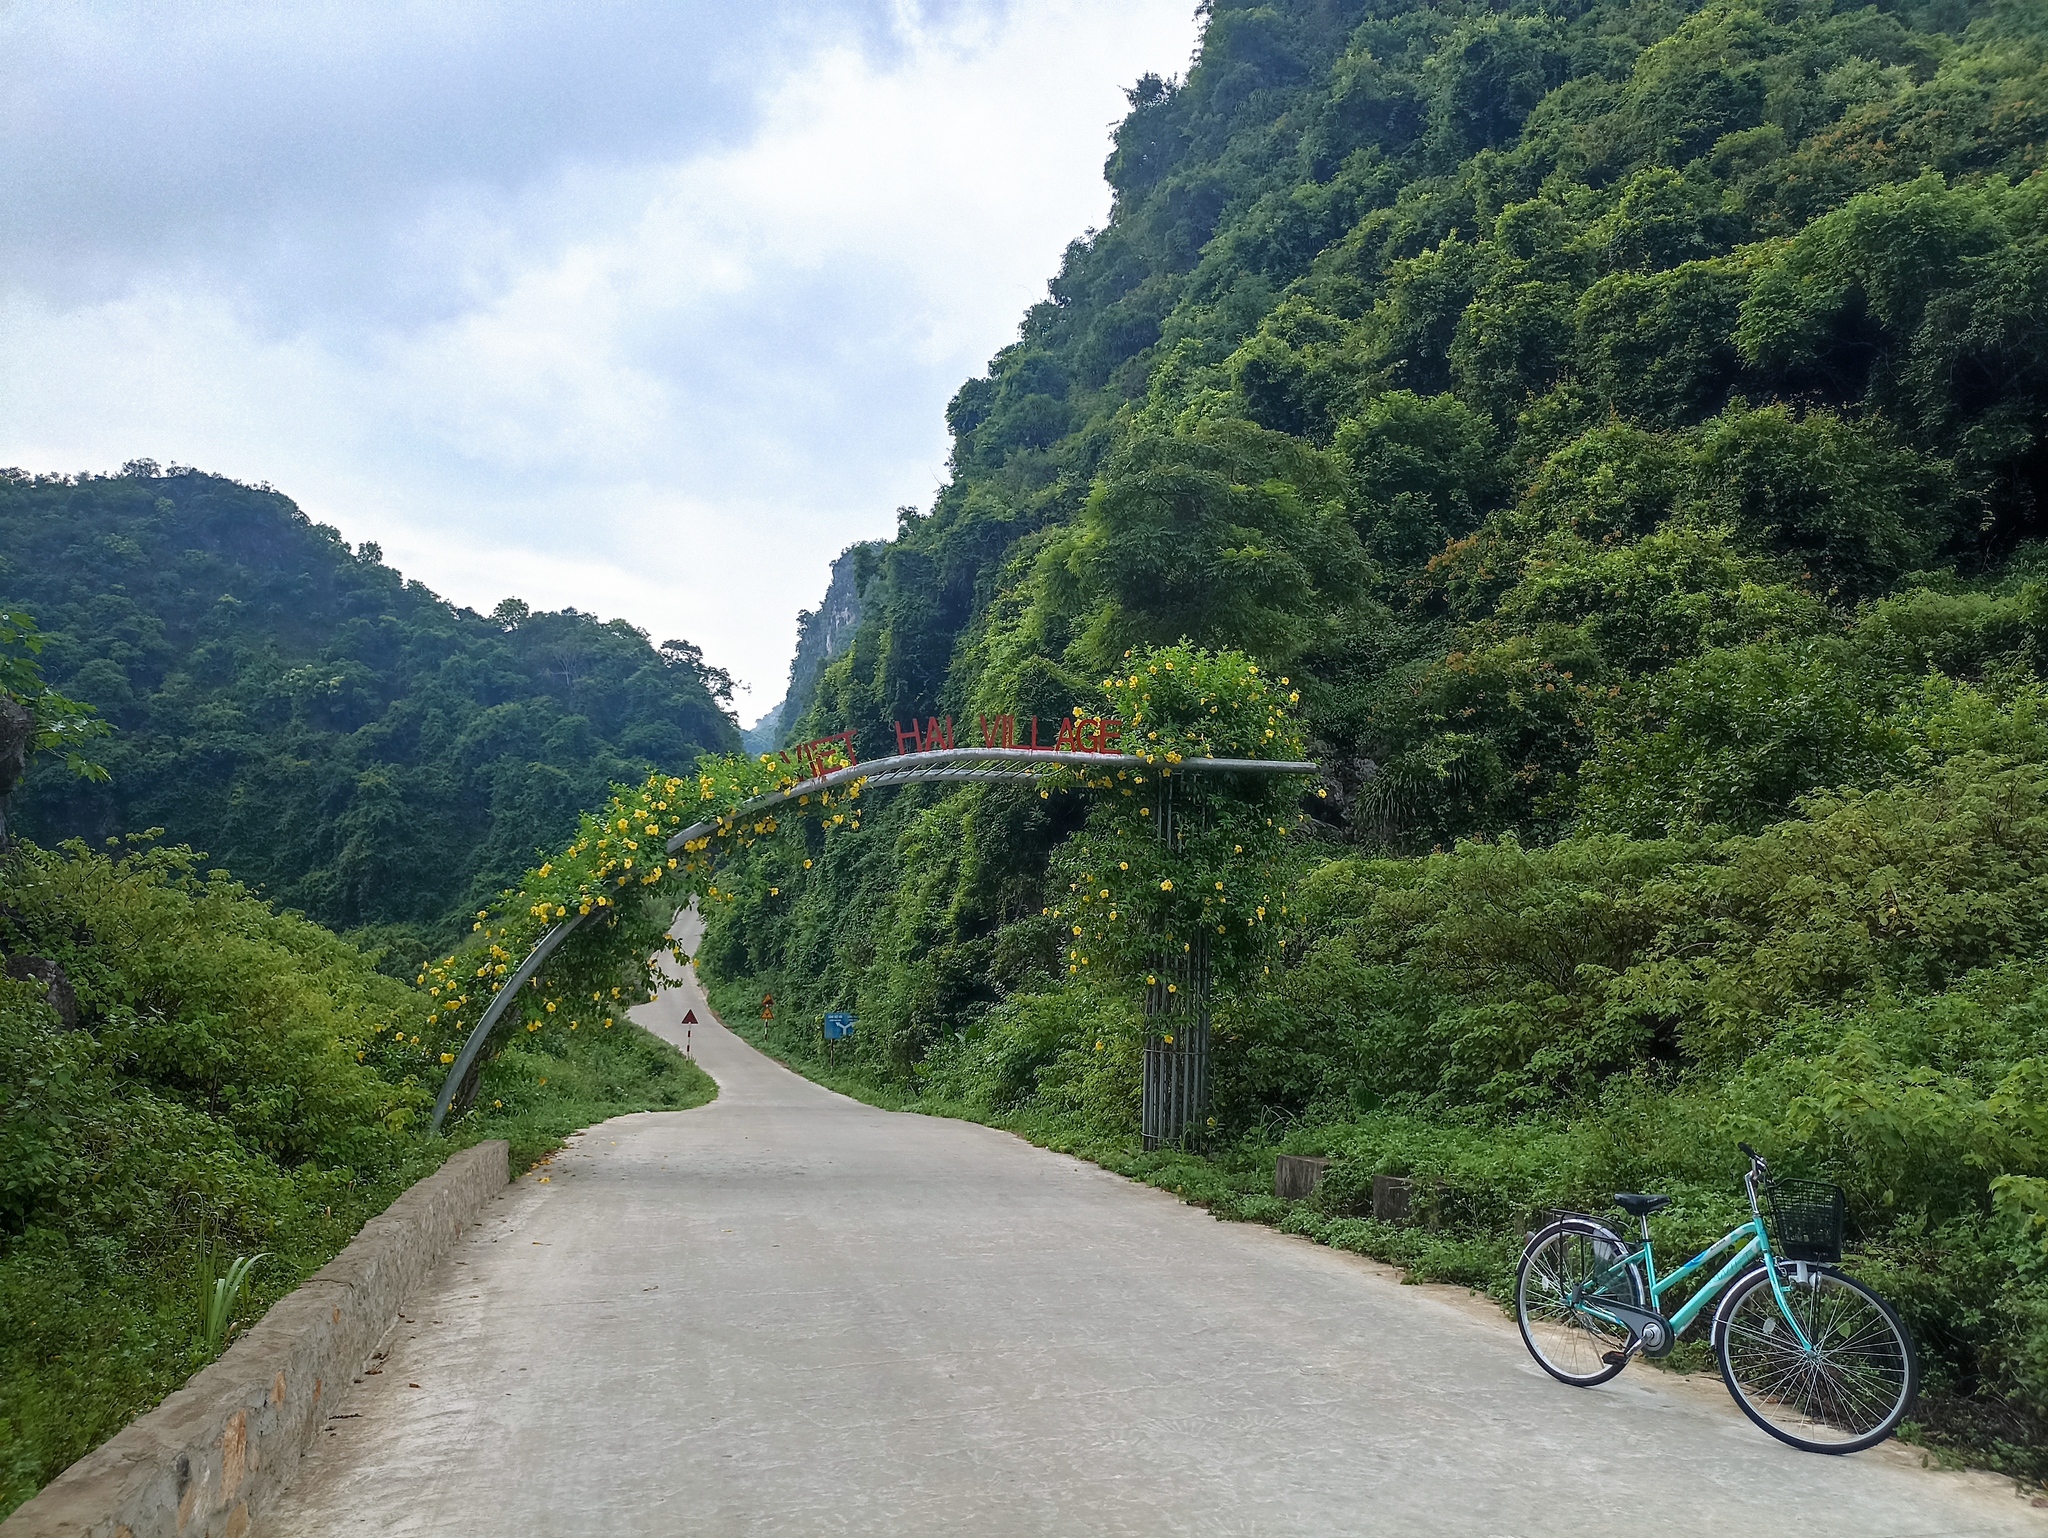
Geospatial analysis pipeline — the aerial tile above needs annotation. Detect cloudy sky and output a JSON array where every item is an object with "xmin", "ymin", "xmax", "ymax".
[{"xmin": 0, "ymin": 0, "xmax": 1200, "ymax": 719}]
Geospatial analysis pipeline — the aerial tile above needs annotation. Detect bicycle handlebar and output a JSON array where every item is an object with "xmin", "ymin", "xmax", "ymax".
[{"xmin": 1739, "ymin": 1142, "xmax": 1767, "ymax": 1172}]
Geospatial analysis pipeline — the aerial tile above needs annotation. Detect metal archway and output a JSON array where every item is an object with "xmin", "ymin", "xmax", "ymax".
[{"xmin": 430, "ymin": 744, "xmax": 1316, "ymax": 1133}]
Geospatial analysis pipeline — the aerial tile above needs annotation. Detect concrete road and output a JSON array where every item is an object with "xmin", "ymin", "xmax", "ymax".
[{"xmin": 264, "ymin": 957, "xmax": 2043, "ymax": 1536}]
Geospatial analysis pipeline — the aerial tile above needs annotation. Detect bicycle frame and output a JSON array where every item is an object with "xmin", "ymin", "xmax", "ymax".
[{"xmin": 1573, "ymin": 1170, "xmax": 1815, "ymax": 1352}]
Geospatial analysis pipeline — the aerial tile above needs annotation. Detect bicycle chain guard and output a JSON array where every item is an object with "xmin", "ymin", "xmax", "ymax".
[{"xmin": 1590, "ymin": 1298, "xmax": 1678, "ymax": 1358}]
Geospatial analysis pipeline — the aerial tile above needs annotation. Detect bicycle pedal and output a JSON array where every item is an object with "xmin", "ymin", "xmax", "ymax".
[{"xmin": 1601, "ymin": 1351, "xmax": 1628, "ymax": 1367}]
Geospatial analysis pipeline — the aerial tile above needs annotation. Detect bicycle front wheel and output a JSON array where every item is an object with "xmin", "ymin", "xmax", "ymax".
[
  {"xmin": 1715, "ymin": 1265, "xmax": 1916, "ymax": 1453},
  {"xmin": 1516, "ymin": 1219, "xmax": 1646, "ymax": 1387}
]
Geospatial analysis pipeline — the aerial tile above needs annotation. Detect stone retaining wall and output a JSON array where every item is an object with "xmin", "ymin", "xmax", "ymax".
[{"xmin": 3, "ymin": 1140, "xmax": 509, "ymax": 1538}]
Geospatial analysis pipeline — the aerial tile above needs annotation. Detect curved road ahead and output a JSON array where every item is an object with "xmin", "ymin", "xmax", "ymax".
[{"xmin": 265, "ymin": 954, "xmax": 2042, "ymax": 1536}]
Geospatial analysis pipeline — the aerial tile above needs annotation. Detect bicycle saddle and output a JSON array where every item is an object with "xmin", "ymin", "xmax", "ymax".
[{"xmin": 1613, "ymin": 1192, "xmax": 1671, "ymax": 1217}]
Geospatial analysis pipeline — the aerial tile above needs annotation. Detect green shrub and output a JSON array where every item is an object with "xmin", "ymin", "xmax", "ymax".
[{"xmin": 0, "ymin": 837, "xmax": 712, "ymax": 1517}]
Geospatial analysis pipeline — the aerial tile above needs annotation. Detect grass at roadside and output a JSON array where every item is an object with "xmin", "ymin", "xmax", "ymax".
[
  {"xmin": 710, "ymin": 973, "xmax": 1514, "ymax": 1281},
  {"xmin": 705, "ymin": 974, "xmax": 2046, "ymax": 1482},
  {"xmin": 2, "ymin": 1017, "xmax": 712, "ymax": 1520},
  {"xmin": 0, "ymin": 837, "xmax": 713, "ymax": 1520},
  {"xmin": 459, "ymin": 1021, "xmax": 717, "ymax": 1176},
  {"xmin": 710, "ymin": 978, "xmax": 1527, "ymax": 1312}
]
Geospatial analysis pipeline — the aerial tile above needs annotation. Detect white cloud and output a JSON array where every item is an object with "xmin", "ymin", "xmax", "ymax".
[{"xmin": 0, "ymin": 0, "xmax": 1199, "ymax": 712}]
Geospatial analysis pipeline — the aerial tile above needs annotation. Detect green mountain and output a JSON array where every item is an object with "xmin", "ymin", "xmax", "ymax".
[
  {"xmin": 700, "ymin": 0, "xmax": 2048, "ymax": 1471},
  {"xmin": 0, "ymin": 465, "xmax": 739, "ymax": 957}
]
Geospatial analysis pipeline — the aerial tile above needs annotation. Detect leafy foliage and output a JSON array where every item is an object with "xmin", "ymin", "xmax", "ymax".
[
  {"xmin": 0, "ymin": 834, "xmax": 713, "ymax": 1517},
  {"xmin": 0, "ymin": 611, "xmax": 109, "ymax": 787},
  {"xmin": 696, "ymin": 0, "xmax": 2048, "ymax": 1475},
  {"xmin": 18, "ymin": 0, "xmax": 2048, "ymax": 1485},
  {"xmin": 0, "ymin": 467, "xmax": 739, "ymax": 954}
]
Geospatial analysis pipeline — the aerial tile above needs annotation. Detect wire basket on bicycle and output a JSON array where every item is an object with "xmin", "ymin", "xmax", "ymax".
[{"xmin": 1761, "ymin": 1172, "xmax": 1845, "ymax": 1263}]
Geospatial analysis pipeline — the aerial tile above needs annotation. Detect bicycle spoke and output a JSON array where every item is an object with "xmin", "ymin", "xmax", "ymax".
[
  {"xmin": 1517, "ymin": 1224, "xmax": 1644, "ymax": 1386},
  {"xmin": 1719, "ymin": 1269, "xmax": 1913, "ymax": 1450}
]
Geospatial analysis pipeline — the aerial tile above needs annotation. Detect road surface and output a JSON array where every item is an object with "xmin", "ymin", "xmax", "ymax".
[{"xmin": 262, "ymin": 950, "xmax": 2042, "ymax": 1536}]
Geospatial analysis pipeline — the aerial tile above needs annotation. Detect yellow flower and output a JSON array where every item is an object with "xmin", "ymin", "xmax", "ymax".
[
  {"xmin": 1160, "ymin": 879, "xmax": 1172, "ymax": 890},
  {"xmin": 440, "ymin": 1052, "xmax": 454, "ymax": 1064}
]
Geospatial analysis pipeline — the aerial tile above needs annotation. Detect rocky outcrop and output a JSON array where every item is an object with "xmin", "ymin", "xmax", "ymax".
[{"xmin": 4, "ymin": 954, "xmax": 80, "ymax": 1030}]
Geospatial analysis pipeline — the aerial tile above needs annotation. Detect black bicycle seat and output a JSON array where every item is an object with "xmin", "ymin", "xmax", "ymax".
[{"xmin": 1613, "ymin": 1192, "xmax": 1671, "ymax": 1217}]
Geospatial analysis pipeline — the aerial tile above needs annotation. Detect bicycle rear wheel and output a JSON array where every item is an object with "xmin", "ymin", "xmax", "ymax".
[
  {"xmin": 1715, "ymin": 1265, "xmax": 1916, "ymax": 1453},
  {"xmin": 1516, "ymin": 1218, "xmax": 1646, "ymax": 1386}
]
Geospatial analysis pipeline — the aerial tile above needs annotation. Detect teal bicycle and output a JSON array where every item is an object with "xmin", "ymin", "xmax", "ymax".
[{"xmin": 1515, "ymin": 1145, "xmax": 1917, "ymax": 1454}]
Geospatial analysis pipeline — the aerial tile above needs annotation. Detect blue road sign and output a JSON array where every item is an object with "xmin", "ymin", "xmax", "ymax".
[{"xmin": 824, "ymin": 1012, "xmax": 856, "ymax": 1040}]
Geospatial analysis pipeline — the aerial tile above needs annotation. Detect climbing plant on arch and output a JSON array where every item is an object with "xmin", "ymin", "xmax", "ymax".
[{"xmin": 407, "ymin": 642, "xmax": 1315, "ymax": 1135}]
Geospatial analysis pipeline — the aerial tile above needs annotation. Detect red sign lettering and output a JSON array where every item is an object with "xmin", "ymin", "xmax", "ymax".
[
  {"xmin": 880, "ymin": 713, "xmax": 1126, "ymax": 756},
  {"xmin": 892, "ymin": 716, "xmax": 960, "ymax": 753},
  {"xmin": 777, "ymin": 730, "xmax": 856, "ymax": 778}
]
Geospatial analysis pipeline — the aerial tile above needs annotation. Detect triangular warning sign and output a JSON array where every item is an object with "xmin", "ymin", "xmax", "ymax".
[{"xmin": 682, "ymin": 1009, "xmax": 698, "ymax": 1024}]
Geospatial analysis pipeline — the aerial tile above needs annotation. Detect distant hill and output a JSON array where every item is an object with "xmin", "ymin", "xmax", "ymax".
[
  {"xmin": 739, "ymin": 701, "xmax": 784, "ymax": 756},
  {"xmin": 0, "ymin": 464, "xmax": 739, "ymax": 956}
]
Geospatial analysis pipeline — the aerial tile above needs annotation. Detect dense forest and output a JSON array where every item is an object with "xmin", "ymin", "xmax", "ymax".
[
  {"xmin": 0, "ymin": 466, "xmax": 740, "ymax": 963},
  {"xmin": 702, "ymin": 0, "xmax": 2048, "ymax": 1474}
]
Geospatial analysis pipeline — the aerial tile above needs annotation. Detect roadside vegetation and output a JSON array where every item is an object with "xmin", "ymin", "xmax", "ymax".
[
  {"xmin": 699, "ymin": 0, "xmax": 2048, "ymax": 1485},
  {"xmin": 14, "ymin": 0, "xmax": 2048, "ymax": 1506},
  {"xmin": 0, "ymin": 833, "xmax": 713, "ymax": 1519}
]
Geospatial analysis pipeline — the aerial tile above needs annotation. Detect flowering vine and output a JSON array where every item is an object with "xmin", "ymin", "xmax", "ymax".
[
  {"xmin": 1042, "ymin": 642, "xmax": 1314, "ymax": 991},
  {"xmin": 366, "ymin": 739, "xmax": 860, "ymax": 1098}
]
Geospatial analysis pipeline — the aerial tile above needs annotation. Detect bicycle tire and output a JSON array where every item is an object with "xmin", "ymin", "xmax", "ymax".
[
  {"xmin": 1714, "ymin": 1264, "xmax": 1917, "ymax": 1453},
  {"xmin": 1516, "ymin": 1217, "xmax": 1647, "ymax": 1387}
]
